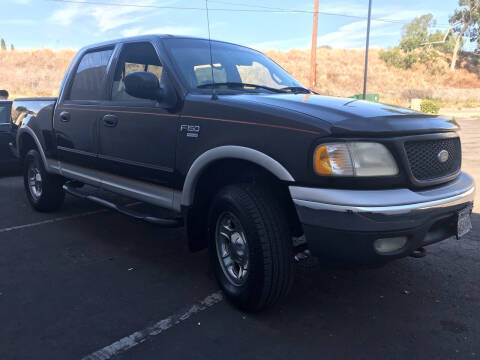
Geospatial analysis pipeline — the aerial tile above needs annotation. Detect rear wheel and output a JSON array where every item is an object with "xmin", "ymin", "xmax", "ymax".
[
  {"xmin": 208, "ymin": 183, "xmax": 295, "ymax": 311},
  {"xmin": 24, "ymin": 149, "xmax": 65, "ymax": 212}
]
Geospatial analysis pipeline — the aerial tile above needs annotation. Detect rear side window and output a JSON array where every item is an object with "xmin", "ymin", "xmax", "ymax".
[{"xmin": 69, "ymin": 49, "xmax": 113, "ymax": 100}]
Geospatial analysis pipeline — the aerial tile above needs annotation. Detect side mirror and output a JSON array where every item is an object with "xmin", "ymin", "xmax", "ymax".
[{"xmin": 124, "ymin": 71, "xmax": 163, "ymax": 101}]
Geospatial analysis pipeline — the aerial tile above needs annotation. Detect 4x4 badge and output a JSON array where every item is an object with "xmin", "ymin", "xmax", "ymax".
[
  {"xmin": 180, "ymin": 125, "xmax": 200, "ymax": 138},
  {"xmin": 437, "ymin": 150, "xmax": 449, "ymax": 163}
]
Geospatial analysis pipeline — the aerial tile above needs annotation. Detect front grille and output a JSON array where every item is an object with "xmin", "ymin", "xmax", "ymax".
[{"xmin": 404, "ymin": 137, "xmax": 461, "ymax": 181}]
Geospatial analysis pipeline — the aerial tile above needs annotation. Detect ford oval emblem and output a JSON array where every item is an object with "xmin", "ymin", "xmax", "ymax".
[{"xmin": 437, "ymin": 150, "xmax": 449, "ymax": 163}]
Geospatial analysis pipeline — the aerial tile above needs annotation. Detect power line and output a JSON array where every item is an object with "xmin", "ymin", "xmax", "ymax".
[
  {"xmin": 209, "ymin": 0, "xmax": 450, "ymax": 25},
  {"xmin": 209, "ymin": 0, "xmax": 296, "ymax": 11},
  {"xmin": 209, "ymin": 0, "xmax": 453, "ymax": 27},
  {"xmin": 45, "ymin": 0, "xmax": 452, "ymax": 27},
  {"xmin": 46, "ymin": 0, "xmax": 210, "ymax": 10}
]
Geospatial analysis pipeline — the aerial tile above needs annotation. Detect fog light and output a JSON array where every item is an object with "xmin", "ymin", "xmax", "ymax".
[{"xmin": 374, "ymin": 236, "xmax": 408, "ymax": 254}]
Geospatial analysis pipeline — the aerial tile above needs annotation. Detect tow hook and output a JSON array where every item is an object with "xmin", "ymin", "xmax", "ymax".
[
  {"xmin": 294, "ymin": 249, "xmax": 311, "ymax": 262},
  {"xmin": 410, "ymin": 247, "xmax": 426, "ymax": 258}
]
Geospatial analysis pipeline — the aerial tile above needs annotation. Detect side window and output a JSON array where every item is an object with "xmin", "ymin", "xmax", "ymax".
[
  {"xmin": 69, "ymin": 49, "xmax": 113, "ymax": 101},
  {"xmin": 112, "ymin": 42, "xmax": 163, "ymax": 101}
]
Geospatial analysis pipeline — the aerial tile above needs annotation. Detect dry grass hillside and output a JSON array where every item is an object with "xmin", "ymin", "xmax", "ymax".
[
  {"xmin": 1, "ymin": 48, "xmax": 479, "ymax": 108},
  {"xmin": 0, "ymin": 49, "xmax": 76, "ymax": 98},
  {"xmin": 267, "ymin": 48, "xmax": 480, "ymax": 107}
]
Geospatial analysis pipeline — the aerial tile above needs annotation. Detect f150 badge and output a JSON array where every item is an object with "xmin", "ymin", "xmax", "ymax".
[{"xmin": 180, "ymin": 125, "xmax": 200, "ymax": 138}]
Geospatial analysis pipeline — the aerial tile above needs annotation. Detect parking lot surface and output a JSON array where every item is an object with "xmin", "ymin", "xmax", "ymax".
[{"xmin": 1, "ymin": 119, "xmax": 479, "ymax": 360}]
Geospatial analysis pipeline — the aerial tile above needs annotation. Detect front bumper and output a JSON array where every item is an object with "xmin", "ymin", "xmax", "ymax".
[{"xmin": 290, "ymin": 172, "xmax": 475, "ymax": 265}]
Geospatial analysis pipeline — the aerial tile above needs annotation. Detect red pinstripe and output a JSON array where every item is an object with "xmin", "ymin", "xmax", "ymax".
[{"xmin": 62, "ymin": 106, "xmax": 321, "ymax": 135}]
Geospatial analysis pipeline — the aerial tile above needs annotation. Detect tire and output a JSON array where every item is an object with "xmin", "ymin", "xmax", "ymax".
[
  {"xmin": 208, "ymin": 183, "xmax": 295, "ymax": 311},
  {"xmin": 24, "ymin": 149, "xmax": 65, "ymax": 212}
]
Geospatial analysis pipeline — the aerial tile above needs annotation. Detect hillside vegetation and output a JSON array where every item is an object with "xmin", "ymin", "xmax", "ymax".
[
  {"xmin": 267, "ymin": 48, "xmax": 480, "ymax": 107},
  {"xmin": 0, "ymin": 49, "xmax": 75, "ymax": 98},
  {"xmin": 1, "ymin": 47, "xmax": 479, "ymax": 107}
]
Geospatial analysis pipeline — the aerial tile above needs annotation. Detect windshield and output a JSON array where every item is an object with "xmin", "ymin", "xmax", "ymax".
[{"xmin": 165, "ymin": 38, "xmax": 306, "ymax": 93}]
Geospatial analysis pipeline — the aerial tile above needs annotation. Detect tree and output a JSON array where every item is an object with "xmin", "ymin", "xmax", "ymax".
[
  {"xmin": 380, "ymin": 14, "xmax": 449, "ymax": 71},
  {"xmin": 425, "ymin": 29, "xmax": 456, "ymax": 54},
  {"xmin": 10, "ymin": 44, "xmax": 14, "ymax": 51},
  {"xmin": 0, "ymin": 39, "xmax": 6, "ymax": 51},
  {"xmin": 449, "ymin": 0, "xmax": 480, "ymax": 71},
  {"xmin": 400, "ymin": 14, "xmax": 436, "ymax": 52}
]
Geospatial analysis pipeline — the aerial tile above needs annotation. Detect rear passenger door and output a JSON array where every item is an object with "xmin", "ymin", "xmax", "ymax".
[
  {"xmin": 54, "ymin": 47, "xmax": 114, "ymax": 172},
  {"xmin": 97, "ymin": 41, "xmax": 178, "ymax": 187}
]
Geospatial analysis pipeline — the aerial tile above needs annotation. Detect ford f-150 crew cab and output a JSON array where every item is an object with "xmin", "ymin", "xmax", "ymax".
[{"xmin": 10, "ymin": 35, "xmax": 475, "ymax": 311}]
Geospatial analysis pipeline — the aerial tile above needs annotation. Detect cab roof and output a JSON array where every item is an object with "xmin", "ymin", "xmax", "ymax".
[{"xmin": 79, "ymin": 34, "xmax": 256, "ymax": 53}]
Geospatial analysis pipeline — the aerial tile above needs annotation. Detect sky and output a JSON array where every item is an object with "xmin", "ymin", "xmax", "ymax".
[{"xmin": 0, "ymin": 0, "xmax": 474, "ymax": 52}]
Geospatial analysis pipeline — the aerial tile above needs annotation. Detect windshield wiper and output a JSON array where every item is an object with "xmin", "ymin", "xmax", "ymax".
[
  {"xmin": 280, "ymin": 86, "xmax": 311, "ymax": 94},
  {"xmin": 197, "ymin": 82, "xmax": 285, "ymax": 93}
]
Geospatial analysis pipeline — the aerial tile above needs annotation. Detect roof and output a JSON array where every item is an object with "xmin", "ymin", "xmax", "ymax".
[{"xmin": 79, "ymin": 34, "xmax": 257, "ymax": 54}]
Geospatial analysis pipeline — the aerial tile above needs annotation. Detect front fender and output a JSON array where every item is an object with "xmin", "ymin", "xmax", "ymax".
[{"xmin": 179, "ymin": 145, "xmax": 295, "ymax": 207}]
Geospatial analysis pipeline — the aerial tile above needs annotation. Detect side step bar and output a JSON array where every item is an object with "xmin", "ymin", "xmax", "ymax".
[{"xmin": 63, "ymin": 183, "xmax": 183, "ymax": 228}]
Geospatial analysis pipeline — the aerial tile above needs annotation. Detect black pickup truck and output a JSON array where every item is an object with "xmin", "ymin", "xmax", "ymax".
[{"xmin": 10, "ymin": 35, "xmax": 475, "ymax": 311}]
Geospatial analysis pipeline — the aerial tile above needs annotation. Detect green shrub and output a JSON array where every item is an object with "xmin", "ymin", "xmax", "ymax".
[
  {"xmin": 417, "ymin": 48, "xmax": 444, "ymax": 75},
  {"xmin": 420, "ymin": 99, "xmax": 441, "ymax": 114},
  {"xmin": 379, "ymin": 47, "xmax": 417, "ymax": 69}
]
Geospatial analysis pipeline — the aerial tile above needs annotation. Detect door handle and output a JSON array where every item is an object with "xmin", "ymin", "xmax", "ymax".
[
  {"xmin": 59, "ymin": 111, "xmax": 70, "ymax": 122},
  {"xmin": 103, "ymin": 114, "xmax": 118, "ymax": 127}
]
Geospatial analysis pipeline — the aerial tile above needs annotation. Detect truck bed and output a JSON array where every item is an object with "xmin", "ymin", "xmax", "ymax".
[{"xmin": 11, "ymin": 97, "xmax": 57, "ymax": 159}]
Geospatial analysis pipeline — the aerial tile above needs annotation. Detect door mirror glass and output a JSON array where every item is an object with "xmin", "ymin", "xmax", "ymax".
[{"xmin": 124, "ymin": 71, "xmax": 163, "ymax": 101}]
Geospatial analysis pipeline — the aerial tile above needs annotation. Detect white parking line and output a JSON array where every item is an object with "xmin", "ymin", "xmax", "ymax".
[
  {"xmin": 0, "ymin": 209, "xmax": 108, "ymax": 234},
  {"xmin": 0, "ymin": 202, "xmax": 142, "ymax": 234},
  {"xmin": 81, "ymin": 291, "xmax": 224, "ymax": 360}
]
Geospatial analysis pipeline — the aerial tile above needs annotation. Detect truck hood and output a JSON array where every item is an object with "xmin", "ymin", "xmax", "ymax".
[{"xmin": 229, "ymin": 94, "xmax": 458, "ymax": 135}]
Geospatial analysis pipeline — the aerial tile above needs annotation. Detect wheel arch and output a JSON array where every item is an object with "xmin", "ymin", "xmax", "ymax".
[
  {"xmin": 181, "ymin": 146, "xmax": 302, "ymax": 252},
  {"xmin": 18, "ymin": 127, "xmax": 47, "ymax": 166},
  {"xmin": 181, "ymin": 146, "xmax": 295, "ymax": 207}
]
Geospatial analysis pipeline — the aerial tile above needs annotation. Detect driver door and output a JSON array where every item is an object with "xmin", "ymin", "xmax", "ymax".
[{"xmin": 97, "ymin": 41, "xmax": 179, "ymax": 188}]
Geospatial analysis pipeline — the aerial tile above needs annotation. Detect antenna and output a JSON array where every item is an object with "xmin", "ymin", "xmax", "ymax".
[{"xmin": 205, "ymin": 0, "xmax": 218, "ymax": 100}]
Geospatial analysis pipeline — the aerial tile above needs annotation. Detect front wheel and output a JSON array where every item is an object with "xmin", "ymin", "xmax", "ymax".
[
  {"xmin": 208, "ymin": 183, "xmax": 295, "ymax": 311},
  {"xmin": 24, "ymin": 149, "xmax": 65, "ymax": 212}
]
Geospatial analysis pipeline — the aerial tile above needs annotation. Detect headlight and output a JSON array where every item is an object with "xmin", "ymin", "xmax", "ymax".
[{"xmin": 313, "ymin": 142, "xmax": 398, "ymax": 177}]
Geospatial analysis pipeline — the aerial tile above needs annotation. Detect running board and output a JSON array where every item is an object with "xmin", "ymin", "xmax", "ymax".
[{"xmin": 63, "ymin": 183, "xmax": 183, "ymax": 228}]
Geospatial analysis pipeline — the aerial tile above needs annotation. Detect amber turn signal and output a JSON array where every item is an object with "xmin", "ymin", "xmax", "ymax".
[{"xmin": 313, "ymin": 145, "xmax": 333, "ymax": 175}]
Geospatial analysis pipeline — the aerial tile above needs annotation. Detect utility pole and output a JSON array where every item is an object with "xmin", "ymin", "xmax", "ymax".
[
  {"xmin": 362, "ymin": 0, "xmax": 372, "ymax": 100},
  {"xmin": 309, "ymin": 0, "xmax": 319, "ymax": 90}
]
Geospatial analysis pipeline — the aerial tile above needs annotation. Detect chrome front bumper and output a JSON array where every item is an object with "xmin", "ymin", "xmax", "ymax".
[
  {"xmin": 289, "ymin": 172, "xmax": 475, "ymax": 264},
  {"xmin": 291, "ymin": 172, "xmax": 474, "ymax": 225}
]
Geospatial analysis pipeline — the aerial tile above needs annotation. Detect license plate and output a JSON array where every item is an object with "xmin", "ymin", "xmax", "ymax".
[{"xmin": 457, "ymin": 204, "xmax": 473, "ymax": 239}]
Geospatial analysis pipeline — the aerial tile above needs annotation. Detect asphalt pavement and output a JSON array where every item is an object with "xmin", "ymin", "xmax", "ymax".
[{"xmin": 0, "ymin": 171, "xmax": 479, "ymax": 360}]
